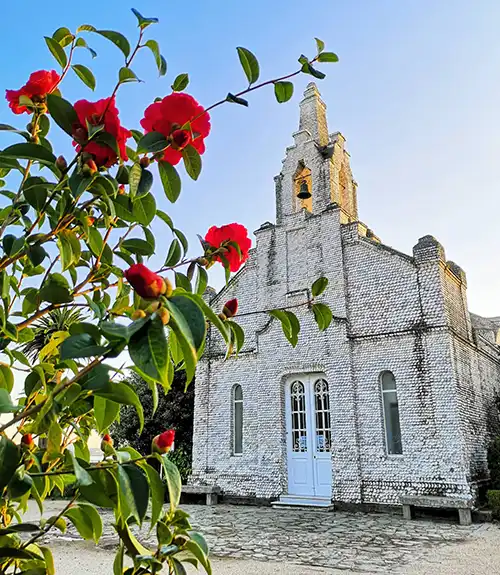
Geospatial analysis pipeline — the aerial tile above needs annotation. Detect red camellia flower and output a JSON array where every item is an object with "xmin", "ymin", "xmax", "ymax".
[
  {"xmin": 72, "ymin": 97, "xmax": 131, "ymax": 168},
  {"xmin": 152, "ymin": 429, "xmax": 175, "ymax": 454},
  {"xmin": 124, "ymin": 263, "xmax": 167, "ymax": 299},
  {"xmin": 5, "ymin": 70, "xmax": 60, "ymax": 114},
  {"xmin": 204, "ymin": 223, "xmax": 251, "ymax": 272},
  {"xmin": 140, "ymin": 93, "xmax": 211, "ymax": 165},
  {"xmin": 223, "ymin": 299, "xmax": 238, "ymax": 319}
]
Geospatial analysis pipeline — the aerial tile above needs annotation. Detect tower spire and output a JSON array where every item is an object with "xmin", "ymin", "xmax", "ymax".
[{"xmin": 298, "ymin": 82, "xmax": 329, "ymax": 146}]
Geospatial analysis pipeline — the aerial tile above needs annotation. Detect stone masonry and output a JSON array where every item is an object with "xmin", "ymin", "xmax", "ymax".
[{"xmin": 191, "ymin": 82, "xmax": 500, "ymax": 507}]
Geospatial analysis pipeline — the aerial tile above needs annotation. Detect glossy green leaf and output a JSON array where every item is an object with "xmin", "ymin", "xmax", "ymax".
[
  {"xmin": 144, "ymin": 39, "xmax": 166, "ymax": 75},
  {"xmin": 301, "ymin": 62, "xmax": 326, "ymax": 79},
  {"xmin": 195, "ymin": 266, "xmax": 208, "ymax": 295},
  {"xmin": 41, "ymin": 546, "xmax": 55, "ymax": 575},
  {"xmin": 181, "ymin": 291, "xmax": 229, "ymax": 345},
  {"xmin": 132, "ymin": 192, "xmax": 156, "ymax": 226},
  {"xmin": 317, "ymin": 52, "xmax": 339, "ymax": 63},
  {"xmin": 65, "ymin": 503, "xmax": 102, "ymax": 543},
  {"xmin": 312, "ymin": 302, "xmax": 333, "ymax": 331},
  {"xmin": 71, "ymin": 64, "xmax": 96, "ymax": 90},
  {"xmin": 81, "ymin": 468, "xmax": 117, "ymax": 508},
  {"xmin": 27, "ymin": 244, "xmax": 48, "ymax": 267},
  {"xmin": 2, "ymin": 234, "xmax": 24, "ymax": 256},
  {"xmin": 226, "ymin": 93, "xmax": 248, "ymax": 107},
  {"xmin": 0, "ymin": 364, "xmax": 13, "ymax": 393},
  {"xmin": 274, "ymin": 81, "xmax": 294, "ymax": 103},
  {"xmin": 69, "ymin": 451, "xmax": 94, "ymax": 487},
  {"xmin": 7, "ymin": 466, "xmax": 33, "ymax": 499},
  {"xmin": 174, "ymin": 272, "xmax": 191, "ymax": 292},
  {"xmin": 123, "ymin": 464, "xmax": 149, "ymax": 525},
  {"xmin": 137, "ymin": 132, "xmax": 168, "ymax": 154},
  {"xmin": 268, "ymin": 309, "xmax": 300, "ymax": 347},
  {"xmin": 96, "ymin": 30, "xmax": 130, "ymax": 58},
  {"xmin": 75, "ymin": 37, "xmax": 97, "ymax": 58},
  {"xmin": 157, "ymin": 454, "xmax": 181, "ymax": 513},
  {"xmin": 236, "ymin": 47, "xmax": 260, "ymax": 84},
  {"xmin": 60, "ymin": 333, "xmax": 107, "ymax": 359},
  {"xmin": 164, "ymin": 239, "xmax": 182, "ymax": 267},
  {"xmin": 53, "ymin": 26, "xmax": 73, "ymax": 46},
  {"xmin": 0, "ymin": 436, "xmax": 21, "ymax": 490},
  {"xmin": 182, "ymin": 145, "xmax": 202, "ymax": 180},
  {"xmin": 227, "ymin": 320, "xmax": 245, "ymax": 355},
  {"xmin": 39, "ymin": 273, "xmax": 73, "ymax": 304},
  {"xmin": 315, "ymin": 37, "xmax": 325, "ymax": 53},
  {"xmin": 57, "ymin": 229, "xmax": 81, "ymax": 271},
  {"xmin": 113, "ymin": 544, "xmax": 125, "ymax": 575},
  {"xmin": 122, "ymin": 238, "xmax": 154, "ymax": 256},
  {"xmin": 131, "ymin": 8, "xmax": 159, "ymax": 29},
  {"xmin": 171, "ymin": 73, "xmax": 189, "ymax": 92},
  {"xmin": 119, "ymin": 67, "xmax": 139, "ymax": 83},
  {"xmin": 94, "ymin": 396, "xmax": 120, "ymax": 433},
  {"xmin": 45, "ymin": 36, "xmax": 67, "ymax": 68},
  {"xmin": 158, "ymin": 160, "xmax": 181, "ymax": 203},
  {"xmin": 46, "ymin": 94, "xmax": 79, "ymax": 137},
  {"xmin": 311, "ymin": 276, "xmax": 328, "ymax": 297},
  {"xmin": 184, "ymin": 540, "xmax": 211, "ymax": 575},
  {"xmin": 94, "ymin": 382, "xmax": 144, "ymax": 433},
  {"xmin": 142, "ymin": 463, "xmax": 165, "ymax": 528},
  {"xmin": 137, "ymin": 168, "xmax": 153, "ymax": 198},
  {"xmin": 0, "ymin": 143, "xmax": 56, "ymax": 166},
  {"xmin": 129, "ymin": 315, "xmax": 169, "ymax": 387}
]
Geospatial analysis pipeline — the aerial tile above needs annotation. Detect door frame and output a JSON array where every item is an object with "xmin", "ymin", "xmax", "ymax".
[{"xmin": 284, "ymin": 373, "xmax": 332, "ymax": 498}]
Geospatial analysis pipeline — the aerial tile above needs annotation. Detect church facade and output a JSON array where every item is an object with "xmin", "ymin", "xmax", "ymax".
[{"xmin": 191, "ymin": 83, "xmax": 500, "ymax": 507}]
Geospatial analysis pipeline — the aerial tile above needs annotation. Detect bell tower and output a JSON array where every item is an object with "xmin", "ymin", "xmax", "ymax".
[{"xmin": 275, "ymin": 83, "xmax": 358, "ymax": 224}]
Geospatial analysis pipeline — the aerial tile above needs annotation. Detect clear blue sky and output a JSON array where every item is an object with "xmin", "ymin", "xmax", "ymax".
[{"xmin": 2, "ymin": 0, "xmax": 500, "ymax": 316}]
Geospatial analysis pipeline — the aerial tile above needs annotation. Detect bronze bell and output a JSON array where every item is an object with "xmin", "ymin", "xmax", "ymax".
[{"xmin": 297, "ymin": 180, "xmax": 311, "ymax": 200}]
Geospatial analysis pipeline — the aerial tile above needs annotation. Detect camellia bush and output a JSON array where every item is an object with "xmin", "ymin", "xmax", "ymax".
[{"xmin": 0, "ymin": 8, "xmax": 337, "ymax": 574}]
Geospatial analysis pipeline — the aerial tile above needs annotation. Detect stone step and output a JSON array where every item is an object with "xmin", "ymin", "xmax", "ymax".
[{"xmin": 272, "ymin": 495, "xmax": 334, "ymax": 510}]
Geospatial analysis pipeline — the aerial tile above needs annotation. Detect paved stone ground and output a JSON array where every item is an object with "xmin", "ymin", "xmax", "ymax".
[{"xmin": 27, "ymin": 502, "xmax": 497, "ymax": 573}]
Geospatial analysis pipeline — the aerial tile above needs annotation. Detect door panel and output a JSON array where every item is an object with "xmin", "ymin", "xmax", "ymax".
[{"xmin": 286, "ymin": 376, "xmax": 332, "ymax": 498}]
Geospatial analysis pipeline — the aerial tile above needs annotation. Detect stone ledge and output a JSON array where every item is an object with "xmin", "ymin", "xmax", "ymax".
[{"xmin": 400, "ymin": 495, "xmax": 473, "ymax": 509}]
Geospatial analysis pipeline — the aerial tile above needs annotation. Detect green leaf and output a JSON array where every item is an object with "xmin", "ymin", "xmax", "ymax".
[
  {"xmin": 123, "ymin": 464, "xmax": 149, "ymax": 525},
  {"xmin": 180, "ymin": 292, "xmax": 229, "ymax": 345},
  {"xmin": 174, "ymin": 272, "xmax": 192, "ymax": 292},
  {"xmin": 158, "ymin": 160, "xmax": 181, "ymax": 203},
  {"xmin": 164, "ymin": 240, "xmax": 182, "ymax": 267},
  {"xmin": 69, "ymin": 451, "xmax": 94, "ymax": 487},
  {"xmin": 195, "ymin": 266, "xmax": 208, "ymax": 295},
  {"xmin": 80, "ymin": 468, "xmax": 117, "ymax": 508},
  {"xmin": 132, "ymin": 192, "xmax": 156, "ymax": 226},
  {"xmin": 60, "ymin": 333, "xmax": 107, "ymax": 359},
  {"xmin": 129, "ymin": 315, "xmax": 169, "ymax": 387},
  {"xmin": 157, "ymin": 454, "xmax": 181, "ymax": 513},
  {"xmin": 142, "ymin": 463, "xmax": 165, "ymax": 528},
  {"xmin": 75, "ymin": 37, "xmax": 97, "ymax": 58},
  {"xmin": 2, "ymin": 234, "xmax": 24, "ymax": 256},
  {"xmin": 0, "ymin": 143, "xmax": 56, "ymax": 166},
  {"xmin": 227, "ymin": 321, "xmax": 245, "ymax": 355},
  {"xmin": 27, "ymin": 244, "xmax": 48, "ymax": 267},
  {"xmin": 268, "ymin": 309, "xmax": 300, "ymax": 347},
  {"xmin": 94, "ymin": 382, "xmax": 144, "ymax": 433},
  {"xmin": 96, "ymin": 30, "xmax": 130, "ymax": 58},
  {"xmin": 119, "ymin": 67, "xmax": 140, "ymax": 83},
  {"xmin": 315, "ymin": 37, "xmax": 325, "ymax": 53},
  {"xmin": 171, "ymin": 558, "xmax": 188, "ymax": 575},
  {"xmin": 65, "ymin": 503, "xmax": 102, "ymax": 543},
  {"xmin": 301, "ymin": 62, "xmax": 326, "ymax": 79},
  {"xmin": 0, "ymin": 436, "xmax": 21, "ymax": 490},
  {"xmin": 53, "ymin": 26, "xmax": 73, "ymax": 46},
  {"xmin": 7, "ymin": 467, "xmax": 33, "ymax": 499},
  {"xmin": 312, "ymin": 302, "xmax": 333, "ymax": 331},
  {"xmin": 113, "ymin": 544, "xmax": 125, "ymax": 575},
  {"xmin": 0, "ymin": 364, "xmax": 14, "ymax": 392},
  {"xmin": 311, "ymin": 276, "xmax": 328, "ymax": 297},
  {"xmin": 184, "ymin": 540, "xmax": 211, "ymax": 575},
  {"xmin": 45, "ymin": 36, "xmax": 67, "ymax": 68},
  {"xmin": 122, "ymin": 238, "xmax": 154, "ymax": 256},
  {"xmin": 226, "ymin": 92, "xmax": 249, "ymax": 107},
  {"xmin": 131, "ymin": 8, "xmax": 159, "ymax": 29},
  {"xmin": 164, "ymin": 295, "xmax": 206, "ymax": 383},
  {"xmin": 94, "ymin": 396, "xmax": 120, "ymax": 433},
  {"xmin": 182, "ymin": 145, "xmax": 202, "ymax": 181},
  {"xmin": 39, "ymin": 273, "xmax": 73, "ymax": 304},
  {"xmin": 57, "ymin": 229, "xmax": 81, "ymax": 271},
  {"xmin": 274, "ymin": 81, "xmax": 294, "ymax": 103},
  {"xmin": 46, "ymin": 94, "xmax": 79, "ymax": 137},
  {"xmin": 71, "ymin": 64, "xmax": 96, "ymax": 90},
  {"xmin": 41, "ymin": 546, "xmax": 55, "ymax": 575},
  {"xmin": 171, "ymin": 73, "xmax": 189, "ymax": 92},
  {"xmin": 87, "ymin": 226, "xmax": 103, "ymax": 257},
  {"xmin": 236, "ymin": 47, "xmax": 260, "ymax": 84},
  {"xmin": 137, "ymin": 168, "xmax": 153, "ymax": 198},
  {"xmin": 137, "ymin": 131, "xmax": 168, "ymax": 154},
  {"xmin": 317, "ymin": 52, "xmax": 339, "ymax": 63},
  {"xmin": 144, "ymin": 39, "xmax": 166, "ymax": 75}
]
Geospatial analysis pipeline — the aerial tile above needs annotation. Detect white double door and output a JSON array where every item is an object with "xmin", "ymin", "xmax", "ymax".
[{"xmin": 285, "ymin": 375, "xmax": 332, "ymax": 498}]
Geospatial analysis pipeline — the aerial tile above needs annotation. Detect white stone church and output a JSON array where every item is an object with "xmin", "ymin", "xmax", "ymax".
[{"xmin": 191, "ymin": 83, "xmax": 500, "ymax": 509}]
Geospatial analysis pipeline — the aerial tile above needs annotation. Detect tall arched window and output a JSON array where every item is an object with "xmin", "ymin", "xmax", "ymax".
[
  {"xmin": 380, "ymin": 371, "xmax": 402, "ymax": 455},
  {"xmin": 232, "ymin": 385, "xmax": 243, "ymax": 455}
]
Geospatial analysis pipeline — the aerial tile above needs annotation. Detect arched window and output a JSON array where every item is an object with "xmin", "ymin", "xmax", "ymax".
[
  {"xmin": 380, "ymin": 371, "xmax": 402, "ymax": 455},
  {"xmin": 232, "ymin": 385, "xmax": 243, "ymax": 455}
]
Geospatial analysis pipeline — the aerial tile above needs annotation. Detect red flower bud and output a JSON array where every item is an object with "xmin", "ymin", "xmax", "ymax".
[
  {"xmin": 222, "ymin": 299, "xmax": 238, "ymax": 319},
  {"xmin": 118, "ymin": 184, "xmax": 126, "ymax": 195},
  {"xmin": 152, "ymin": 429, "xmax": 175, "ymax": 454},
  {"xmin": 140, "ymin": 156, "xmax": 151, "ymax": 168},
  {"xmin": 171, "ymin": 129, "xmax": 191, "ymax": 151},
  {"xmin": 55, "ymin": 155, "xmax": 68, "ymax": 171},
  {"xmin": 72, "ymin": 126, "xmax": 88, "ymax": 144},
  {"xmin": 100, "ymin": 433, "xmax": 114, "ymax": 454},
  {"xmin": 125, "ymin": 263, "xmax": 167, "ymax": 300},
  {"xmin": 21, "ymin": 434, "xmax": 35, "ymax": 451}
]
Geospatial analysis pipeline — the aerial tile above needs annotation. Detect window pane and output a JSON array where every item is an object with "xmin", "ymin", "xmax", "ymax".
[
  {"xmin": 314, "ymin": 379, "xmax": 331, "ymax": 453},
  {"xmin": 290, "ymin": 381, "xmax": 307, "ymax": 452},
  {"xmin": 234, "ymin": 400, "xmax": 243, "ymax": 454},
  {"xmin": 383, "ymin": 389, "xmax": 402, "ymax": 455},
  {"xmin": 234, "ymin": 384, "xmax": 243, "ymax": 400},
  {"xmin": 381, "ymin": 371, "xmax": 396, "ymax": 391}
]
